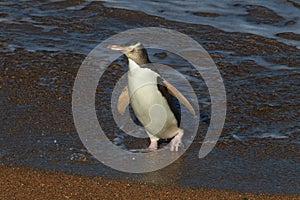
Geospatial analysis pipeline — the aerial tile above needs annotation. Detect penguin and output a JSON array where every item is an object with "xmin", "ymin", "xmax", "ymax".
[{"xmin": 108, "ymin": 42, "xmax": 195, "ymax": 151}]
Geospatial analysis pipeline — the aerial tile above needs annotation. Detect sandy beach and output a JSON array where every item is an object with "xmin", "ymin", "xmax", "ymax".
[{"xmin": 0, "ymin": 164, "xmax": 299, "ymax": 200}]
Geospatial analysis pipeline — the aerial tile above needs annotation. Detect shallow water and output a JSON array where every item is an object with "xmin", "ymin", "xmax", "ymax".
[
  {"xmin": 103, "ymin": 0, "xmax": 300, "ymax": 48},
  {"xmin": 0, "ymin": 0, "xmax": 299, "ymax": 194}
]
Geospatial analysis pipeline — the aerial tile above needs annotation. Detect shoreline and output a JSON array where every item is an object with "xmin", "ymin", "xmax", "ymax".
[{"xmin": 0, "ymin": 164, "xmax": 298, "ymax": 199}]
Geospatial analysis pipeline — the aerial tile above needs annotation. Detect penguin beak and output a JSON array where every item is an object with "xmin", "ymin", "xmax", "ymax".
[{"xmin": 107, "ymin": 44, "xmax": 132, "ymax": 52}]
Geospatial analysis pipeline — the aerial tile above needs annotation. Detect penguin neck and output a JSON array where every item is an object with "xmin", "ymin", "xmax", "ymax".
[
  {"xmin": 135, "ymin": 56, "xmax": 150, "ymax": 66},
  {"xmin": 128, "ymin": 58, "xmax": 142, "ymax": 72}
]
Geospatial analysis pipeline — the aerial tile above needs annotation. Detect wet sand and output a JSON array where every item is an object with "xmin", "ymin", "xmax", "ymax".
[{"xmin": 0, "ymin": 164, "xmax": 299, "ymax": 200}]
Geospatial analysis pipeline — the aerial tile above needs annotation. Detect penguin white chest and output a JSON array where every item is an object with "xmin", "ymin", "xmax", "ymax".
[
  {"xmin": 127, "ymin": 60, "xmax": 161, "ymax": 108},
  {"xmin": 127, "ymin": 59, "xmax": 178, "ymax": 138}
]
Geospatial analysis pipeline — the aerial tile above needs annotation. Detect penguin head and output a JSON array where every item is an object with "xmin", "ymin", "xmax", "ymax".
[{"xmin": 108, "ymin": 42, "xmax": 150, "ymax": 65}]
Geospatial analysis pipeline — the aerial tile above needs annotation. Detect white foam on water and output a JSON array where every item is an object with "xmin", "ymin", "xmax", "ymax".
[{"xmin": 258, "ymin": 133, "xmax": 289, "ymax": 139}]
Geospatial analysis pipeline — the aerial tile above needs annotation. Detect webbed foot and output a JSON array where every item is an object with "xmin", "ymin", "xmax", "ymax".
[{"xmin": 170, "ymin": 130, "xmax": 184, "ymax": 151}]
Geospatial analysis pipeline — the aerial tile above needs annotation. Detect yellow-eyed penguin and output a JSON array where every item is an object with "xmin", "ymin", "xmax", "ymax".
[{"xmin": 108, "ymin": 42, "xmax": 195, "ymax": 151}]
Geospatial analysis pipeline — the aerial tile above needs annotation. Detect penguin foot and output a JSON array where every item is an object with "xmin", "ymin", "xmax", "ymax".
[
  {"xmin": 170, "ymin": 131, "xmax": 184, "ymax": 151},
  {"xmin": 147, "ymin": 140, "xmax": 158, "ymax": 151}
]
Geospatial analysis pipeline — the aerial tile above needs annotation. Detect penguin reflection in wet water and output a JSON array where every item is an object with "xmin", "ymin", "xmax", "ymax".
[{"xmin": 108, "ymin": 42, "xmax": 195, "ymax": 151}]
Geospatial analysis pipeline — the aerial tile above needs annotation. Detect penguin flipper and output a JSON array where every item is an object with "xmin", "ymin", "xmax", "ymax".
[
  {"xmin": 162, "ymin": 80, "xmax": 196, "ymax": 115},
  {"xmin": 117, "ymin": 86, "xmax": 130, "ymax": 115}
]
